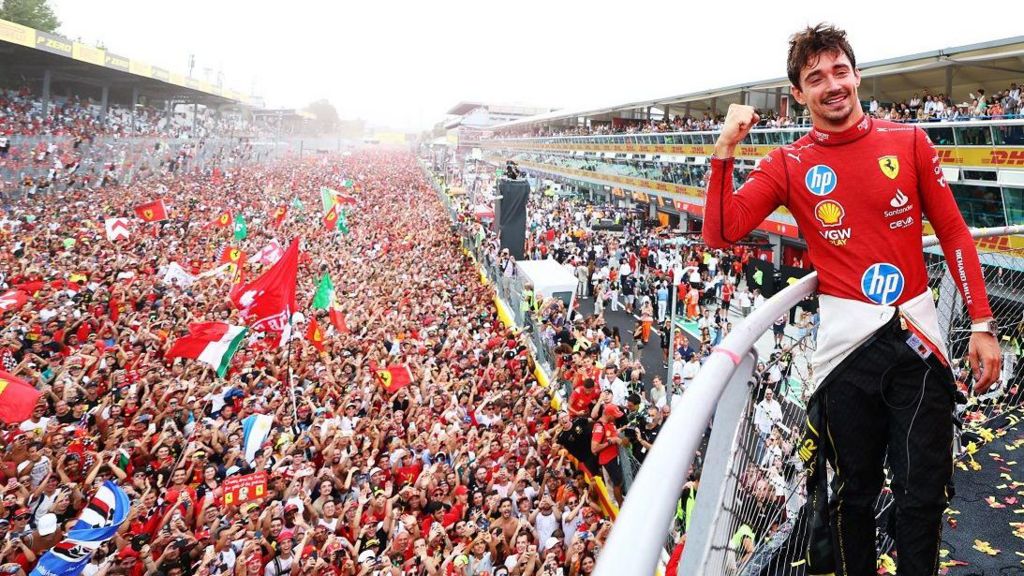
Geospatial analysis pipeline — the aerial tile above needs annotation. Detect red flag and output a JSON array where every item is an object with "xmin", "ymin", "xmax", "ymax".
[
  {"xmin": 133, "ymin": 200, "xmax": 168, "ymax": 223},
  {"xmin": 231, "ymin": 239, "xmax": 300, "ymax": 337},
  {"xmin": 0, "ymin": 290, "xmax": 28, "ymax": 313},
  {"xmin": 305, "ymin": 317, "xmax": 326, "ymax": 351},
  {"xmin": 271, "ymin": 206, "xmax": 287, "ymax": 228},
  {"xmin": 329, "ymin": 303, "xmax": 349, "ymax": 334},
  {"xmin": 323, "ymin": 204, "xmax": 339, "ymax": 231},
  {"xmin": 0, "ymin": 371, "xmax": 42, "ymax": 424},
  {"xmin": 376, "ymin": 365, "xmax": 412, "ymax": 393},
  {"xmin": 219, "ymin": 246, "xmax": 248, "ymax": 268},
  {"xmin": 211, "ymin": 211, "xmax": 232, "ymax": 228}
]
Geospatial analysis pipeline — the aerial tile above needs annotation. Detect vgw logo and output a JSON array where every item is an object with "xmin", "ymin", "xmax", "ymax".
[
  {"xmin": 861, "ymin": 263, "xmax": 905, "ymax": 305},
  {"xmin": 805, "ymin": 165, "xmax": 838, "ymax": 196}
]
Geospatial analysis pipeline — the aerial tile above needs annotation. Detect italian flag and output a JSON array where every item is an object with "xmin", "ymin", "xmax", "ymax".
[{"xmin": 166, "ymin": 322, "xmax": 248, "ymax": 377}]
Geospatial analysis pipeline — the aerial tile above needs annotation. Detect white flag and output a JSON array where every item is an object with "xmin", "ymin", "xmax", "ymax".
[{"xmin": 104, "ymin": 218, "xmax": 130, "ymax": 242}]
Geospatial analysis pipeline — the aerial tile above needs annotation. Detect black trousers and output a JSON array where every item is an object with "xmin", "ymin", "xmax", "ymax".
[{"xmin": 820, "ymin": 315, "xmax": 955, "ymax": 576}]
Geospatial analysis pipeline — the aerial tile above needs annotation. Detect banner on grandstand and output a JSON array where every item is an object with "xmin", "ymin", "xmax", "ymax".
[
  {"xmin": 72, "ymin": 42, "xmax": 105, "ymax": 66},
  {"xmin": 151, "ymin": 66, "xmax": 170, "ymax": 82},
  {"xmin": 222, "ymin": 471, "xmax": 268, "ymax": 505},
  {"xmin": 0, "ymin": 18, "xmax": 35, "ymax": 48},
  {"xmin": 34, "ymin": 30, "xmax": 72, "ymax": 57},
  {"xmin": 104, "ymin": 52, "xmax": 130, "ymax": 72}
]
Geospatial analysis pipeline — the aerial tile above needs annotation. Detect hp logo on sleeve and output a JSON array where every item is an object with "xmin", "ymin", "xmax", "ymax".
[
  {"xmin": 861, "ymin": 263, "xmax": 905, "ymax": 305},
  {"xmin": 805, "ymin": 165, "xmax": 838, "ymax": 196}
]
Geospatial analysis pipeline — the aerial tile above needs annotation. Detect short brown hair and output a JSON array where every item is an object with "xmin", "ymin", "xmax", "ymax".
[{"xmin": 787, "ymin": 23, "xmax": 856, "ymax": 88}]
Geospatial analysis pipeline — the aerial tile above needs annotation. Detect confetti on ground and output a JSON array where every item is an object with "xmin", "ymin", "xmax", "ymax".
[
  {"xmin": 943, "ymin": 410, "xmax": 1023, "ymax": 574},
  {"xmin": 986, "ymin": 496, "xmax": 1007, "ymax": 508},
  {"xmin": 973, "ymin": 540, "xmax": 1000, "ymax": 556}
]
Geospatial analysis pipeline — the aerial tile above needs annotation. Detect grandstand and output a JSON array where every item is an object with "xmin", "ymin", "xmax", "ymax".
[
  {"xmin": 0, "ymin": 16, "xmax": 274, "ymax": 197},
  {"xmin": 471, "ymin": 35, "xmax": 1024, "ymax": 576},
  {"xmin": 481, "ymin": 36, "xmax": 1024, "ymax": 291}
]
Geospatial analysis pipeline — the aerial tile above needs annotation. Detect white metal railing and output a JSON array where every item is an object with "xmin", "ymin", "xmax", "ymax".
[{"xmin": 594, "ymin": 224, "xmax": 1024, "ymax": 576}]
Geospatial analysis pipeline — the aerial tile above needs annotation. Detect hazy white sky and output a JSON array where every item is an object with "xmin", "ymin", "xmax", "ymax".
[{"xmin": 49, "ymin": 0, "xmax": 1024, "ymax": 131}]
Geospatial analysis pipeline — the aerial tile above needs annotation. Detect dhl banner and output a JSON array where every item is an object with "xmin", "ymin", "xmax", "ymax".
[
  {"xmin": 518, "ymin": 159, "xmax": 798, "ymax": 238},
  {"xmin": 492, "ymin": 140, "xmax": 1024, "ymax": 168},
  {"xmin": 935, "ymin": 147, "xmax": 1024, "ymax": 168},
  {"xmin": 921, "ymin": 221, "xmax": 1024, "ymax": 254},
  {"xmin": 631, "ymin": 191, "xmax": 650, "ymax": 203}
]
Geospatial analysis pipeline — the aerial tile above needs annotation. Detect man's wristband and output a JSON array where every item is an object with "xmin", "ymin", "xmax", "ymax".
[{"xmin": 970, "ymin": 319, "xmax": 998, "ymax": 336}]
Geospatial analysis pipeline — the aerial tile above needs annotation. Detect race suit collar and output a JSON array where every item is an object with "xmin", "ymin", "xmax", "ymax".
[{"xmin": 808, "ymin": 113, "xmax": 871, "ymax": 146}]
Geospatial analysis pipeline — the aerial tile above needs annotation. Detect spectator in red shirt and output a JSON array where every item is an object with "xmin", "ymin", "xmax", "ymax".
[{"xmin": 591, "ymin": 404, "xmax": 625, "ymax": 505}]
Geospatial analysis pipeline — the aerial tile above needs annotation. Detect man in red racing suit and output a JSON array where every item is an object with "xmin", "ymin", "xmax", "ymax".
[{"xmin": 702, "ymin": 25, "xmax": 1001, "ymax": 576}]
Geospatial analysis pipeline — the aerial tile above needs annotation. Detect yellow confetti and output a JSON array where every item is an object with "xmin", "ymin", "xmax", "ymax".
[{"xmin": 973, "ymin": 539, "xmax": 1001, "ymax": 555}]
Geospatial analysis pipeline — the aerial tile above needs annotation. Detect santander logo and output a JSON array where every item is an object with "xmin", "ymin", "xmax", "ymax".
[
  {"xmin": 884, "ymin": 189, "xmax": 913, "ymax": 218},
  {"xmin": 890, "ymin": 189, "xmax": 909, "ymax": 208}
]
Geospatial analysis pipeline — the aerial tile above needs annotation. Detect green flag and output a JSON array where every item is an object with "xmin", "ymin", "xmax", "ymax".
[
  {"xmin": 338, "ymin": 209, "xmax": 349, "ymax": 235},
  {"xmin": 291, "ymin": 196, "xmax": 304, "ymax": 211},
  {"xmin": 312, "ymin": 274, "xmax": 334, "ymax": 310},
  {"xmin": 233, "ymin": 214, "xmax": 248, "ymax": 241},
  {"xmin": 341, "ymin": 178, "xmax": 354, "ymax": 188},
  {"xmin": 320, "ymin": 187, "xmax": 339, "ymax": 212}
]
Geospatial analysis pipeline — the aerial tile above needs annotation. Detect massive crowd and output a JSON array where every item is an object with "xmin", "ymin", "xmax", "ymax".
[
  {"xmin": 0, "ymin": 129, "xmax": 639, "ymax": 576},
  {"xmin": 0, "ymin": 86, "xmax": 252, "ymax": 141},
  {"xmin": 451, "ymin": 183, "xmax": 818, "ymax": 570}
]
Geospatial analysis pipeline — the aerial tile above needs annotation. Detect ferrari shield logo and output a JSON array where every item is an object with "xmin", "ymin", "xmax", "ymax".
[
  {"xmin": 230, "ymin": 249, "xmax": 241, "ymax": 262},
  {"xmin": 220, "ymin": 214, "xmax": 229, "ymax": 225},
  {"xmin": 878, "ymin": 156, "xmax": 899, "ymax": 179},
  {"xmin": 377, "ymin": 369, "xmax": 391, "ymax": 387},
  {"xmin": 143, "ymin": 209, "xmax": 154, "ymax": 220}
]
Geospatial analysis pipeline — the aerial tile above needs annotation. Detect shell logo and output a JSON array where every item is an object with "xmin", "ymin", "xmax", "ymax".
[{"xmin": 814, "ymin": 200, "xmax": 845, "ymax": 227}]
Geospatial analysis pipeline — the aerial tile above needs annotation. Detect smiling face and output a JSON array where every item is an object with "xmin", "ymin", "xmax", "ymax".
[{"xmin": 791, "ymin": 49, "xmax": 861, "ymax": 130}]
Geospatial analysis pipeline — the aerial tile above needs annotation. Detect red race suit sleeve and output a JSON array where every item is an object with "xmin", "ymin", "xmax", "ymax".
[
  {"xmin": 914, "ymin": 128, "xmax": 993, "ymax": 320},
  {"xmin": 702, "ymin": 153, "xmax": 787, "ymax": 249}
]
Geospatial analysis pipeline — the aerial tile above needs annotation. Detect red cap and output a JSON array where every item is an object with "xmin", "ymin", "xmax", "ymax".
[
  {"xmin": 454, "ymin": 485, "xmax": 469, "ymax": 496},
  {"xmin": 118, "ymin": 547, "xmax": 140, "ymax": 560}
]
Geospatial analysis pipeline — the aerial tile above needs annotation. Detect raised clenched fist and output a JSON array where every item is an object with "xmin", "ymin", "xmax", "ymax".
[{"xmin": 715, "ymin": 104, "xmax": 761, "ymax": 155}]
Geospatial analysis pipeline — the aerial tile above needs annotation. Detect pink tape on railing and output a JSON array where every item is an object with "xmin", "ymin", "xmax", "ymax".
[{"xmin": 713, "ymin": 347, "xmax": 742, "ymax": 366}]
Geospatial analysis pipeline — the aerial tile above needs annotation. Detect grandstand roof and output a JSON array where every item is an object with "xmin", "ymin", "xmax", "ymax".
[
  {"xmin": 447, "ymin": 101, "xmax": 557, "ymax": 117},
  {"xmin": 0, "ymin": 17, "xmax": 258, "ymax": 106},
  {"xmin": 493, "ymin": 34, "xmax": 1024, "ymax": 130}
]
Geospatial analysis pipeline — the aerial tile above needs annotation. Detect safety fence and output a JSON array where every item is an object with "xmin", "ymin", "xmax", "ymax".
[{"xmin": 595, "ymin": 225, "xmax": 1024, "ymax": 576}]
